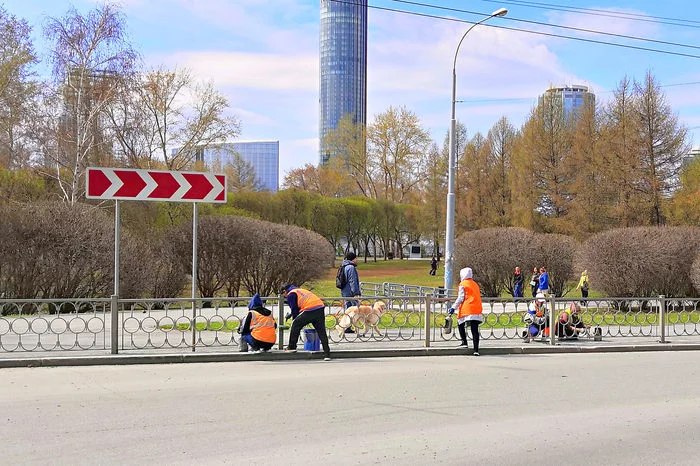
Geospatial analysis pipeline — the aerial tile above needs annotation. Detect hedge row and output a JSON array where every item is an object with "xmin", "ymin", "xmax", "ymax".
[
  {"xmin": 0, "ymin": 202, "xmax": 333, "ymax": 302},
  {"xmin": 455, "ymin": 226, "xmax": 699, "ymax": 298}
]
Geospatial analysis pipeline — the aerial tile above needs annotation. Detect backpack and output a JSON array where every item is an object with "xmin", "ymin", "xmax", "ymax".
[
  {"xmin": 581, "ymin": 279, "xmax": 589, "ymax": 292},
  {"xmin": 335, "ymin": 265, "xmax": 347, "ymax": 289}
]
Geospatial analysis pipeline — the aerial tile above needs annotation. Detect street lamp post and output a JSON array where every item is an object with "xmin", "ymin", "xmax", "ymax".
[{"xmin": 444, "ymin": 7, "xmax": 508, "ymax": 291}]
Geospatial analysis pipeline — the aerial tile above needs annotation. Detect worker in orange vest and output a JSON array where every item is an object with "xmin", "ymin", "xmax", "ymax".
[
  {"xmin": 448, "ymin": 267, "xmax": 483, "ymax": 356},
  {"xmin": 239, "ymin": 293, "xmax": 277, "ymax": 353},
  {"xmin": 282, "ymin": 284, "xmax": 331, "ymax": 361}
]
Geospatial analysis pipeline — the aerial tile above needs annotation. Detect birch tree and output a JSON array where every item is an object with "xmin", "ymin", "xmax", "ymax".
[{"xmin": 42, "ymin": 3, "xmax": 137, "ymax": 204}]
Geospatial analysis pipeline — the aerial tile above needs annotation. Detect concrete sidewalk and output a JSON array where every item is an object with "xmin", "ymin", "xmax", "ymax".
[{"xmin": 2, "ymin": 334, "xmax": 700, "ymax": 368}]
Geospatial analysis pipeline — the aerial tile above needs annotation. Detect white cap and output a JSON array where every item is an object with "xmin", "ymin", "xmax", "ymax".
[{"xmin": 536, "ymin": 292, "xmax": 546, "ymax": 302}]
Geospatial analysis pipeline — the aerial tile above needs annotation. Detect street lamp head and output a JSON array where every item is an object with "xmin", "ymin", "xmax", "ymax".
[{"xmin": 492, "ymin": 8, "xmax": 508, "ymax": 17}]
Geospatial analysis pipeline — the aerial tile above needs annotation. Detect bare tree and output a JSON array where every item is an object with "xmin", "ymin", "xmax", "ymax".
[
  {"xmin": 634, "ymin": 71, "xmax": 690, "ymax": 225},
  {"xmin": 138, "ymin": 67, "xmax": 240, "ymax": 170},
  {"xmin": 41, "ymin": 3, "xmax": 137, "ymax": 204},
  {"xmin": 367, "ymin": 106, "xmax": 431, "ymax": 203}
]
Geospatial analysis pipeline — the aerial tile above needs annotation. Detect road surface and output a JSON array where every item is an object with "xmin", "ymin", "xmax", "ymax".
[{"xmin": 1, "ymin": 351, "xmax": 698, "ymax": 465}]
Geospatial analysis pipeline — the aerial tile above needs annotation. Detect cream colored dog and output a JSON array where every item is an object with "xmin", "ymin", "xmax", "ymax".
[{"xmin": 336, "ymin": 301, "xmax": 386, "ymax": 338}]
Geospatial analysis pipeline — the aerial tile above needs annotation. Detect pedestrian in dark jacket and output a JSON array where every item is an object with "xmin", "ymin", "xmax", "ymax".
[
  {"xmin": 339, "ymin": 252, "xmax": 361, "ymax": 310},
  {"xmin": 513, "ymin": 266, "xmax": 524, "ymax": 298},
  {"xmin": 430, "ymin": 257, "xmax": 438, "ymax": 276},
  {"xmin": 529, "ymin": 267, "xmax": 539, "ymax": 297}
]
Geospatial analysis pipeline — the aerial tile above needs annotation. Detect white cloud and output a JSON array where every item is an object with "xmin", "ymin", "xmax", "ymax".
[{"xmin": 161, "ymin": 51, "xmax": 318, "ymax": 92}]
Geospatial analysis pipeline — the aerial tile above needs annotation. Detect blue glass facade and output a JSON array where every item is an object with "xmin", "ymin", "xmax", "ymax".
[
  {"xmin": 539, "ymin": 85, "xmax": 595, "ymax": 120},
  {"xmin": 319, "ymin": 0, "xmax": 367, "ymax": 166},
  {"xmin": 197, "ymin": 141, "xmax": 279, "ymax": 192}
]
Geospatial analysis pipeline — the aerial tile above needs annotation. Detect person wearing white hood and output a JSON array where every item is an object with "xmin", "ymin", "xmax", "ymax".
[{"xmin": 448, "ymin": 267, "xmax": 484, "ymax": 356}]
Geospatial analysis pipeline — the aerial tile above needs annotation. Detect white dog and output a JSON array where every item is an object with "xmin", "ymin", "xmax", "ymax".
[{"xmin": 336, "ymin": 301, "xmax": 386, "ymax": 338}]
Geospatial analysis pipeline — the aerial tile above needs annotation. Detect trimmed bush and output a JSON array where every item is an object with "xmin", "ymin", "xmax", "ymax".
[{"xmin": 579, "ymin": 226, "xmax": 700, "ymax": 297}]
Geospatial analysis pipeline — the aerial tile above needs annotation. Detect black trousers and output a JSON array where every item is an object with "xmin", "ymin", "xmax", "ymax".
[
  {"xmin": 288, "ymin": 308, "xmax": 331, "ymax": 357},
  {"xmin": 458, "ymin": 320, "xmax": 481, "ymax": 351}
]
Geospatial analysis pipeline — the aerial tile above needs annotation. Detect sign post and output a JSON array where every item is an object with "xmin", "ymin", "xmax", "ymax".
[{"xmin": 87, "ymin": 167, "xmax": 227, "ymax": 354}]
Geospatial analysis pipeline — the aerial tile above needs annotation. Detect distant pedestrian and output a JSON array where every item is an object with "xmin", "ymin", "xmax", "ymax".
[
  {"xmin": 339, "ymin": 252, "xmax": 361, "ymax": 310},
  {"xmin": 448, "ymin": 267, "xmax": 483, "ymax": 356},
  {"xmin": 238, "ymin": 293, "xmax": 277, "ymax": 353},
  {"xmin": 282, "ymin": 285, "xmax": 331, "ymax": 361},
  {"xmin": 338, "ymin": 251, "xmax": 361, "ymax": 333},
  {"xmin": 576, "ymin": 270, "xmax": 590, "ymax": 305},
  {"xmin": 529, "ymin": 267, "xmax": 540, "ymax": 297},
  {"xmin": 513, "ymin": 266, "xmax": 524, "ymax": 298},
  {"xmin": 537, "ymin": 266, "xmax": 549, "ymax": 295},
  {"xmin": 429, "ymin": 257, "xmax": 438, "ymax": 276}
]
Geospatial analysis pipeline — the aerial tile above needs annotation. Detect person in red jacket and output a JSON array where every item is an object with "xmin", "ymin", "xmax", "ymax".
[{"xmin": 448, "ymin": 267, "xmax": 483, "ymax": 356}]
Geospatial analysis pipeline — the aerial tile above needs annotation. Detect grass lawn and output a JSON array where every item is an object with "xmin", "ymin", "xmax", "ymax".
[
  {"xmin": 305, "ymin": 257, "xmax": 603, "ymax": 299},
  {"xmin": 307, "ymin": 257, "xmax": 444, "ymax": 297}
]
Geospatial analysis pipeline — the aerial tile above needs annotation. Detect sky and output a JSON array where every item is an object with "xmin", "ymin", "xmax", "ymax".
[{"xmin": 4, "ymin": 0, "xmax": 700, "ymax": 184}]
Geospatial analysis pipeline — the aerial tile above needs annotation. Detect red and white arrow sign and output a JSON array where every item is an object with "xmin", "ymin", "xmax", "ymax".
[{"xmin": 86, "ymin": 168, "xmax": 227, "ymax": 203}]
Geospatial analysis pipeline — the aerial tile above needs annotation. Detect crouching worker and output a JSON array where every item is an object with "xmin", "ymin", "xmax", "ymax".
[
  {"xmin": 522, "ymin": 293, "xmax": 548, "ymax": 343},
  {"xmin": 555, "ymin": 302, "xmax": 590, "ymax": 339},
  {"xmin": 238, "ymin": 293, "xmax": 277, "ymax": 353},
  {"xmin": 282, "ymin": 285, "xmax": 331, "ymax": 361}
]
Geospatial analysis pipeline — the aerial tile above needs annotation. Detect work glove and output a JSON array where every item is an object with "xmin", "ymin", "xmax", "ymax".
[
  {"xmin": 285, "ymin": 312, "xmax": 292, "ymax": 321},
  {"xmin": 448, "ymin": 308, "xmax": 455, "ymax": 315}
]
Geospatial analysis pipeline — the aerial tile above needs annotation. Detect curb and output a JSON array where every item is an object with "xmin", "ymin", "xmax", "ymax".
[{"xmin": 2, "ymin": 343, "xmax": 700, "ymax": 368}]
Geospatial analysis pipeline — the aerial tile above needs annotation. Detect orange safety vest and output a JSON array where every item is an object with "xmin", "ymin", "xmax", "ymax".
[
  {"xmin": 250, "ymin": 311, "xmax": 276, "ymax": 343},
  {"xmin": 288, "ymin": 288, "xmax": 325, "ymax": 313},
  {"xmin": 458, "ymin": 278, "xmax": 483, "ymax": 318}
]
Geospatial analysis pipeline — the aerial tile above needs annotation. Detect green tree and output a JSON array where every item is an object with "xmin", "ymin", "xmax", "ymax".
[{"xmin": 0, "ymin": 7, "xmax": 38, "ymax": 169}]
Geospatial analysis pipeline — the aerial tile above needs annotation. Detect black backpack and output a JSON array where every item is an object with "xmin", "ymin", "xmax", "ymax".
[{"xmin": 335, "ymin": 264, "xmax": 347, "ymax": 289}]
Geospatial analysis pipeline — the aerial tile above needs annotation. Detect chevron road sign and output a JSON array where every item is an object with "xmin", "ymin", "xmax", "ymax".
[{"xmin": 86, "ymin": 167, "xmax": 227, "ymax": 203}]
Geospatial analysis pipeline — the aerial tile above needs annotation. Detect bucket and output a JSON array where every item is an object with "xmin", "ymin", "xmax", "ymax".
[{"xmin": 303, "ymin": 329, "xmax": 320, "ymax": 351}]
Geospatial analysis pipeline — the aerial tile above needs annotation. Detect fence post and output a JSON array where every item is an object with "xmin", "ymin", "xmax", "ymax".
[
  {"xmin": 110, "ymin": 294, "xmax": 119, "ymax": 354},
  {"xmin": 549, "ymin": 294, "xmax": 556, "ymax": 346},
  {"xmin": 278, "ymin": 293, "xmax": 285, "ymax": 350},
  {"xmin": 658, "ymin": 295, "xmax": 666, "ymax": 344},
  {"xmin": 424, "ymin": 294, "xmax": 432, "ymax": 347}
]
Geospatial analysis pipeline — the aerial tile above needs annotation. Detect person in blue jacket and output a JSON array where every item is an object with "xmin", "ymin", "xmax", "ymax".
[
  {"xmin": 537, "ymin": 266, "xmax": 549, "ymax": 295},
  {"xmin": 340, "ymin": 252, "xmax": 361, "ymax": 310}
]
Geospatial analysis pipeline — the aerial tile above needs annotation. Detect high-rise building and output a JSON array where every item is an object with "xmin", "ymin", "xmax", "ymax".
[
  {"xmin": 194, "ymin": 141, "xmax": 279, "ymax": 192},
  {"xmin": 539, "ymin": 85, "xmax": 596, "ymax": 120},
  {"xmin": 319, "ymin": 0, "xmax": 368, "ymax": 166}
]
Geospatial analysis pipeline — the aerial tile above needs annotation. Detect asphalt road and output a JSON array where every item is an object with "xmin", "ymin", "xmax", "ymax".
[{"xmin": 1, "ymin": 351, "xmax": 699, "ymax": 465}]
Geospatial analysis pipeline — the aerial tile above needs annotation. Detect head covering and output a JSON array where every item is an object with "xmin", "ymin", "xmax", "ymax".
[
  {"xmin": 345, "ymin": 251, "xmax": 357, "ymax": 261},
  {"xmin": 536, "ymin": 292, "xmax": 546, "ymax": 303},
  {"xmin": 581, "ymin": 270, "xmax": 588, "ymax": 276},
  {"xmin": 248, "ymin": 293, "xmax": 263, "ymax": 310},
  {"xmin": 460, "ymin": 267, "xmax": 473, "ymax": 280},
  {"xmin": 281, "ymin": 284, "xmax": 294, "ymax": 294}
]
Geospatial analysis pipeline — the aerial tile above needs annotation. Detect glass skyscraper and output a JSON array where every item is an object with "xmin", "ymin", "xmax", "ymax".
[
  {"xmin": 195, "ymin": 141, "xmax": 280, "ymax": 192},
  {"xmin": 539, "ymin": 85, "xmax": 596, "ymax": 120},
  {"xmin": 319, "ymin": 0, "xmax": 368, "ymax": 166}
]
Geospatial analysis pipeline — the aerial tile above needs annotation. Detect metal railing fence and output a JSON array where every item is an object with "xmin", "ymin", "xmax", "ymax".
[{"xmin": 0, "ymin": 295, "xmax": 698, "ymax": 353}]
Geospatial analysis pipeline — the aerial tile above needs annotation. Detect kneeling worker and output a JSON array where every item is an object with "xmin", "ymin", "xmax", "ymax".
[{"xmin": 239, "ymin": 293, "xmax": 277, "ymax": 353}]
